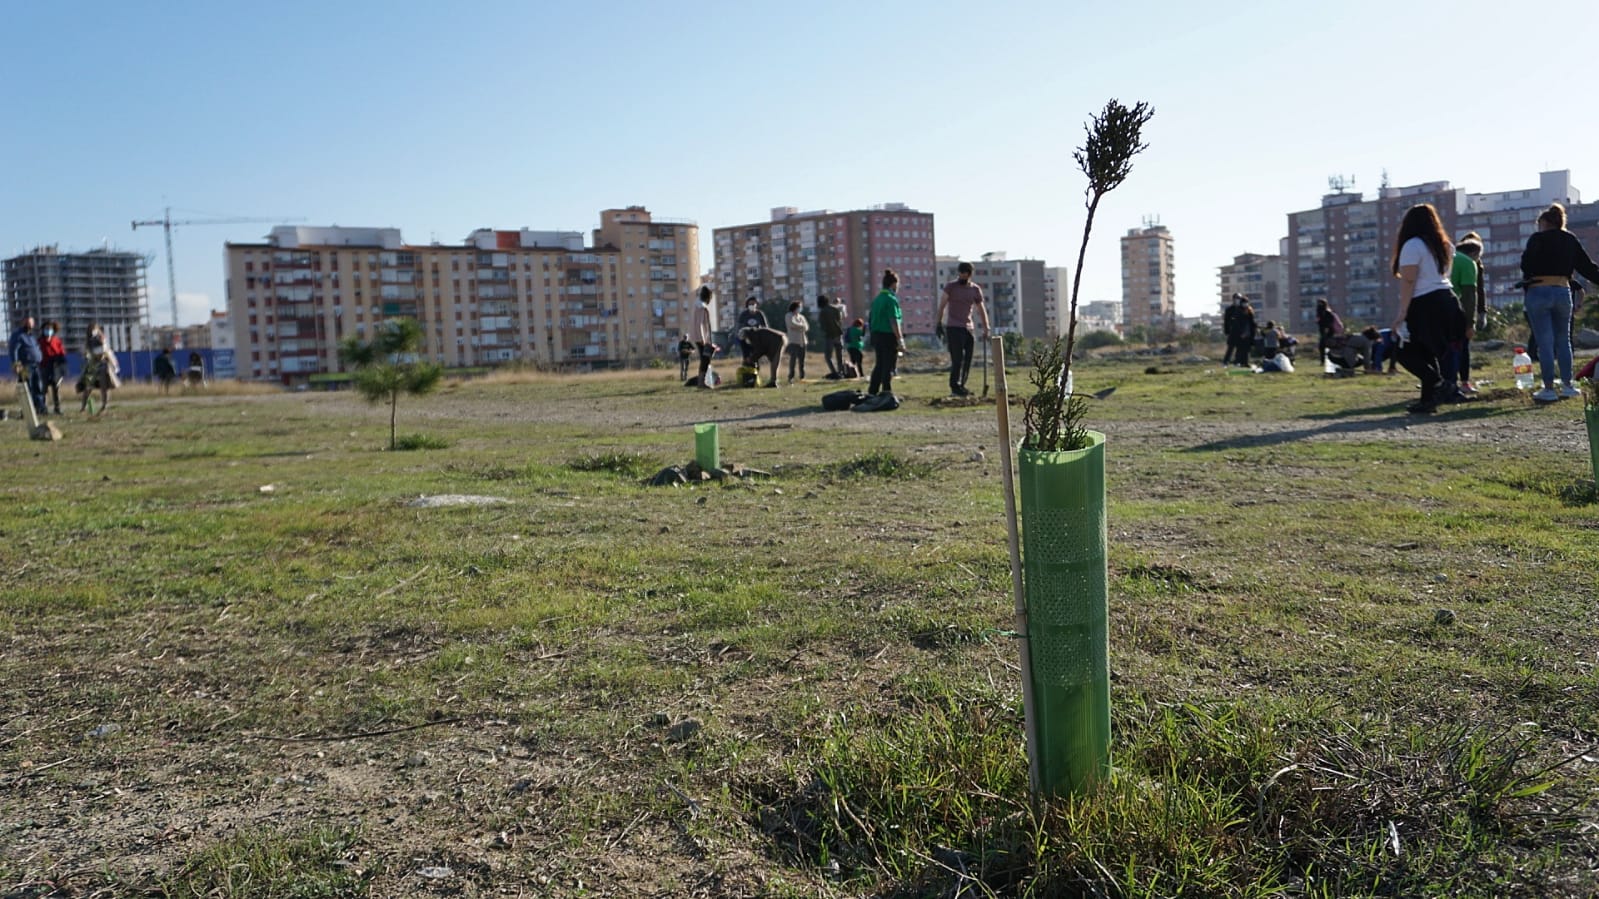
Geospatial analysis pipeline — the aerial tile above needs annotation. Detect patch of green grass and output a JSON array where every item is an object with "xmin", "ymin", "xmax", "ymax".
[
  {"xmin": 825, "ymin": 449, "xmax": 940, "ymax": 480},
  {"xmin": 391, "ymin": 433, "xmax": 449, "ymax": 450},
  {"xmin": 566, "ymin": 450, "xmax": 662, "ymax": 479},
  {"xmin": 159, "ymin": 825, "xmax": 369, "ymax": 898}
]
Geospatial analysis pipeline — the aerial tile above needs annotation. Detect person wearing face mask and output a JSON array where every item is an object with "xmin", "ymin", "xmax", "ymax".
[
  {"xmin": 38, "ymin": 320, "xmax": 67, "ymax": 414},
  {"xmin": 737, "ymin": 297, "xmax": 766, "ymax": 359}
]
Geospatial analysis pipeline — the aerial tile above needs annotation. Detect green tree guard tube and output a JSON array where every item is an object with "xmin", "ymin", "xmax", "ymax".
[
  {"xmin": 695, "ymin": 422, "xmax": 720, "ymax": 471},
  {"xmin": 1587, "ymin": 407, "xmax": 1599, "ymax": 487},
  {"xmin": 1018, "ymin": 430, "xmax": 1109, "ymax": 796}
]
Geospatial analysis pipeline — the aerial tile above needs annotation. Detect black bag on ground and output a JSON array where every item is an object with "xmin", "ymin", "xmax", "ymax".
[
  {"xmin": 822, "ymin": 389, "xmax": 865, "ymax": 411},
  {"xmin": 852, "ymin": 392, "xmax": 901, "ymax": 412}
]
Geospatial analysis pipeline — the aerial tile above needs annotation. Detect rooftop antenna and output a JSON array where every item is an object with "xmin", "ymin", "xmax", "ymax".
[
  {"xmin": 1327, "ymin": 175, "xmax": 1356, "ymax": 194},
  {"xmin": 1141, "ymin": 214, "xmax": 1161, "ymax": 229},
  {"xmin": 1380, "ymin": 168, "xmax": 1391, "ymax": 190}
]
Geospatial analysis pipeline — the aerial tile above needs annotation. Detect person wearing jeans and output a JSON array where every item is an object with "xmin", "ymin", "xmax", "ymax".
[
  {"xmin": 933, "ymin": 261, "xmax": 990, "ymax": 396},
  {"xmin": 1519, "ymin": 203, "xmax": 1599, "ymax": 402}
]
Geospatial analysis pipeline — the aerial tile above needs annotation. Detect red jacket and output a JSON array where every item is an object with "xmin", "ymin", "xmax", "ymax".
[{"xmin": 40, "ymin": 335, "xmax": 66, "ymax": 363}]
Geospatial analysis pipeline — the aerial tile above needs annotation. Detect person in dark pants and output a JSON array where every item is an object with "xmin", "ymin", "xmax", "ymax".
[
  {"xmin": 1315, "ymin": 299, "xmax": 1343, "ymax": 364},
  {"xmin": 1222, "ymin": 294, "xmax": 1244, "ymax": 364},
  {"xmin": 740, "ymin": 326, "xmax": 788, "ymax": 388},
  {"xmin": 1449, "ymin": 233, "xmax": 1486, "ymax": 392},
  {"xmin": 153, "ymin": 347, "xmax": 178, "ymax": 394},
  {"xmin": 1232, "ymin": 301, "xmax": 1258, "ymax": 368},
  {"xmin": 689, "ymin": 286, "xmax": 717, "ymax": 387},
  {"xmin": 1391, "ymin": 203, "xmax": 1463, "ymax": 414},
  {"xmin": 817, "ymin": 295, "xmax": 845, "ymax": 377},
  {"xmin": 8, "ymin": 316, "xmax": 46, "ymax": 417},
  {"xmin": 844, "ymin": 317, "xmax": 865, "ymax": 378},
  {"xmin": 867, "ymin": 269, "xmax": 906, "ymax": 396},
  {"xmin": 676, "ymin": 333, "xmax": 694, "ymax": 380},
  {"xmin": 933, "ymin": 261, "xmax": 990, "ymax": 395},
  {"xmin": 39, "ymin": 320, "xmax": 67, "ymax": 413}
]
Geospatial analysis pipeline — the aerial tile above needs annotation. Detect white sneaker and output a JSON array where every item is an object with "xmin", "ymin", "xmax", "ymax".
[
  {"xmin": 1532, "ymin": 387, "xmax": 1560, "ymax": 403},
  {"xmin": 1559, "ymin": 383, "xmax": 1583, "ymax": 399}
]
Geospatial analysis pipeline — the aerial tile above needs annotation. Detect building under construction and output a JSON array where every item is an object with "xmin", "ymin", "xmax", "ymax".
[{"xmin": 3, "ymin": 246, "xmax": 148, "ymax": 351}]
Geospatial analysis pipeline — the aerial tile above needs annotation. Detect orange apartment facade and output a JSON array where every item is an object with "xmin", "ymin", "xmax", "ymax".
[{"xmin": 225, "ymin": 208, "xmax": 698, "ymax": 382}]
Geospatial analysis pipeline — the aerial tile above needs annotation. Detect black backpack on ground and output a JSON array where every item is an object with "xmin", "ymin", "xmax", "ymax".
[
  {"xmin": 822, "ymin": 389, "xmax": 865, "ymax": 411},
  {"xmin": 852, "ymin": 392, "xmax": 901, "ymax": 412}
]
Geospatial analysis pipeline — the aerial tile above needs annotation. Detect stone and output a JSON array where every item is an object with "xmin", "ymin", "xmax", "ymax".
[
  {"xmin": 406, "ymin": 494, "xmax": 509, "ymax": 508},
  {"xmin": 29, "ymin": 422, "xmax": 60, "ymax": 441},
  {"xmin": 1434, "ymin": 609, "xmax": 1456, "ymax": 626},
  {"xmin": 1576, "ymin": 328, "xmax": 1599, "ymax": 350},
  {"xmin": 405, "ymin": 751, "xmax": 430, "ymax": 768},
  {"xmin": 666, "ymin": 718, "xmax": 703, "ymax": 743}
]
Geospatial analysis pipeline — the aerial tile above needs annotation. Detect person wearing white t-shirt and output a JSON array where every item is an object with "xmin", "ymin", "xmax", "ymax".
[{"xmin": 1390, "ymin": 204, "xmax": 1464, "ymax": 414}]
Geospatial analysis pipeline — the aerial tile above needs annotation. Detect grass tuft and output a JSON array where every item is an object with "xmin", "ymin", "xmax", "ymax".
[
  {"xmin": 391, "ymin": 433, "xmax": 449, "ymax": 451},
  {"xmin": 159, "ymin": 825, "xmax": 369, "ymax": 898},
  {"xmin": 567, "ymin": 451, "xmax": 662, "ymax": 479},
  {"xmin": 826, "ymin": 450, "xmax": 939, "ymax": 480}
]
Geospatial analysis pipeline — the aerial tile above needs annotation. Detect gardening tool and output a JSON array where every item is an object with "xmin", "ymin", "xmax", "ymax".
[
  {"xmin": 16, "ymin": 371, "xmax": 60, "ymax": 442},
  {"xmin": 981, "ymin": 337, "xmax": 990, "ymax": 398}
]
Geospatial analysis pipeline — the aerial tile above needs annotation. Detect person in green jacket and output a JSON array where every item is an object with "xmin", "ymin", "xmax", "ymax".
[
  {"xmin": 843, "ymin": 317, "xmax": 866, "ymax": 378},
  {"xmin": 1449, "ymin": 232, "xmax": 1485, "ymax": 393},
  {"xmin": 866, "ymin": 269, "xmax": 906, "ymax": 396}
]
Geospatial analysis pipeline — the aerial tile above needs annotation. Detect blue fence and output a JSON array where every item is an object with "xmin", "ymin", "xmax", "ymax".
[{"xmin": 2, "ymin": 348, "xmax": 235, "ymax": 382}]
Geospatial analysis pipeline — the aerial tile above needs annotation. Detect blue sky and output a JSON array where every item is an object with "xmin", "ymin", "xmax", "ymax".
[{"xmin": 3, "ymin": 0, "xmax": 1593, "ymax": 327}]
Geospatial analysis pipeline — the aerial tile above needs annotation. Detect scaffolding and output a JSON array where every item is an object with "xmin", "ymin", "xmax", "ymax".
[{"xmin": 3, "ymin": 245, "xmax": 149, "ymax": 351}]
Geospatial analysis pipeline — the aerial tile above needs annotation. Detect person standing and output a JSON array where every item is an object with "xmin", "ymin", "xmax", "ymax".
[
  {"xmin": 817, "ymin": 295, "xmax": 845, "ymax": 377},
  {"xmin": 933, "ymin": 262, "xmax": 990, "ymax": 396},
  {"xmin": 784, "ymin": 300, "xmax": 809, "ymax": 383},
  {"xmin": 1233, "ymin": 301, "xmax": 1258, "ymax": 368},
  {"xmin": 1390, "ymin": 204, "xmax": 1461, "ymax": 414},
  {"xmin": 867, "ymin": 270, "xmax": 906, "ymax": 396},
  {"xmin": 1450, "ymin": 233, "xmax": 1486, "ymax": 393},
  {"xmin": 843, "ymin": 317, "xmax": 866, "ymax": 378},
  {"xmin": 38, "ymin": 320, "xmax": 67, "ymax": 414},
  {"xmin": 154, "ymin": 347, "xmax": 178, "ymax": 394},
  {"xmin": 1519, "ymin": 203, "xmax": 1599, "ymax": 402},
  {"xmin": 80, "ymin": 322, "xmax": 121, "ymax": 413},
  {"xmin": 1315, "ymin": 299, "xmax": 1344, "ymax": 364},
  {"xmin": 1222, "ymin": 294, "xmax": 1244, "ymax": 365},
  {"xmin": 8, "ymin": 316, "xmax": 46, "ymax": 417},
  {"xmin": 689, "ymin": 286, "xmax": 717, "ymax": 388},
  {"xmin": 676, "ymin": 333, "xmax": 694, "ymax": 380}
]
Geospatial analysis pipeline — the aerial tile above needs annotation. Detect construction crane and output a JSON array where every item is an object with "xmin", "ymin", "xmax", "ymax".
[{"xmin": 132, "ymin": 207, "xmax": 303, "ymax": 328}]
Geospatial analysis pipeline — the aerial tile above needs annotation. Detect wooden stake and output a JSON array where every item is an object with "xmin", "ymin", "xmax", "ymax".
[{"xmin": 992, "ymin": 336, "xmax": 1041, "ymax": 798}]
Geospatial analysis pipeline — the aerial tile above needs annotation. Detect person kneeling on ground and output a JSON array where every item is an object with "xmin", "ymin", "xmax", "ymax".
[
  {"xmin": 740, "ymin": 326, "xmax": 788, "ymax": 388},
  {"xmin": 1329, "ymin": 329, "xmax": 1372, "ymax": 374}
]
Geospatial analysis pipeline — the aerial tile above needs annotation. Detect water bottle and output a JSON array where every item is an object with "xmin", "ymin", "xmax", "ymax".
[{"xmin": 1513, "ymin": 347, "xmax": 1534, "ymax": 390}]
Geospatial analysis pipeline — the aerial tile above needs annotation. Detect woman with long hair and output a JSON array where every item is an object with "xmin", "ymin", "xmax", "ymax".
[
  {"xmin": 80, "ymin": 321, "xmax": 120, "ymax": 414},
  {"xmin": 1390, "ymin": 204, "xmax": 1462, "ymax": 414},
  {"xmin": 866, "ymin": 269, "xmax": 906, "ymax": 396},
  {"xmin": 1520, "ymin": 203, "xmax": 1599, "ymax": 402}
]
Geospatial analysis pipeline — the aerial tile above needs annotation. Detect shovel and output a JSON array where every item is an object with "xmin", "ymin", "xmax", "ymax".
[
  {"xmin": 17, "ymin": 372, "xmax": 60, "ymax": 441},
  {"xmin": 981, "ymin": 337, "xmax": 990, "ymax": 398}
]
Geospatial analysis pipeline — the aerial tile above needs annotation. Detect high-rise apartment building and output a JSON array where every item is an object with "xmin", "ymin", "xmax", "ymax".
[
  {"xmin": 934, "ymin": 253, "xmax": 1047, "ymax": 338},
  {"xmin": 224, "ymin": 207, "xmax": 698, "ymax": 383},
  {"xmin": 1120, "ymin": 224, "xmax": 1175, "ymax": 337},
  {"xmin": 1456, "ymin": 171, "xmax": 1594, "ymax": 309},
  {"xmin": 713, "ymin": 204, "xmax": 937, "ymax": 335},
  {"xmin": 1043, "ymin": 267, "xmax": 1071, "ymax": 338},
  {"xmin": 4, "ymin": 246, "xmax": 148, "ymax": 352},
  {"xmin": 592, "ymin": 207, "xmax": 702, "ymax": 354},
  {"xmin": 1287, "ymin": 181, "xmax": 1461, "ymax": 328},
  {"xmin": 1217, "ymin": 252, "xmax": 1289, "ymax": 324}
]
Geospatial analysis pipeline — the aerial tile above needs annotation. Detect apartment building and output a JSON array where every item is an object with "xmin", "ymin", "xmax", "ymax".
[
  {"xmin": 713, "ymin": 204, "xmax": 937, "ymax": 335},
  {"xmin": 3, "ymin": 246, "xmax": 147, "ymax": 353},
  {"xmin": 1078, "ymin": 300, "xmax": 1122, "ymax": 337},
  {"xmin": 1217, "ymin": 252, "xmax": 1289, "ymax": 325},
  {"xmin": 225, "ymin": 208, "xmax": 698, "ymax": 383},
  {"xmin": 1120, "ymin": 224, "xmax": 1176, "ymax": 337},
  {"xmin": 1456, "ymin": 171, "xmax": 1599, "ymax": 309},
  {"xmin": 592, "ymin": 206, "xmax": 702, "ymax": 353},
  {"xmin": 1286, "ymin": 181, "xmax": 1463, "ymax": 328},
  {"xmin": 1042, "ymin": 267, "xmax": 1070, "ymax": 337}
]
